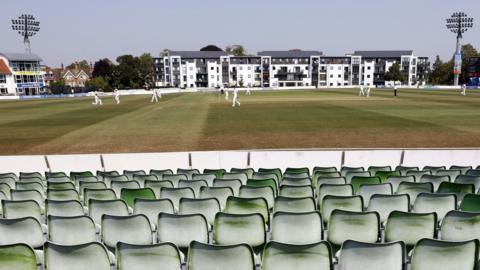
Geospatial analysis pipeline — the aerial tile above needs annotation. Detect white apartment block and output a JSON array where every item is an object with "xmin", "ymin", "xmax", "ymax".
[
  {"xmin": 0, "ymin": 52, "xmax": 45, "ymax": 96},
  {"xmin": 153, "ymin": 50, "xmax": 429, "ymax": 88}
]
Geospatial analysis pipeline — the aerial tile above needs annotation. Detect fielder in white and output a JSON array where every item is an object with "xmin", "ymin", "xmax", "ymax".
[
  {"xmin": 151, "ymin": 89, "xmax": 160, "ymax": 103},
  {"xmin": 114, "ymin": 89, "xmax": 120, "ymax": 104},
  {"xmin": 461, "ymin": 84, "xmax": 467, "ymax": 96},
  {"xmin": 366, "ymin": 87, "xmax": 371, "ymax": 97},
  {"xmin": 359, "ymin": 85, "xmax": 365, "ymax": 96},
  {"xmin": 246, "ymin": 87, "xmax": 251, "ymax": 95},
  {"xmin": 92, "ymin": 92, "xmax": 103, "ymax": 105},
  {"xmin": 232, "ymin": 87, "xmax": 240, "ymax": 107},
  {"xmin": 225, "ymin": 89, "xmax": 229, "ymax": 100}
]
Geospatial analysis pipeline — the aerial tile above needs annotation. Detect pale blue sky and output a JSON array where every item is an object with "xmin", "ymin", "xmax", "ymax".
[{"xmin": 2, "ymin": 0, "xmax": 480, "ymax": 66}]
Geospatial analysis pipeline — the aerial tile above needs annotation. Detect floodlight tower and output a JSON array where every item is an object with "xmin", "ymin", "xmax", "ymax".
[
  {"xmin": 11, "ymin": 14, "xmax": 41, "ymax": 54},
  {"xmin": 445, "ymin": 12, "xmax": 474, "ymax": 86}
]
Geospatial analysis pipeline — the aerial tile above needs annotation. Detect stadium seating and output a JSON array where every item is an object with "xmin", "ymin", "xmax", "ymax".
[
  {"xmin": 0, "ymin": 243, "xmax": 36, "ymax": 270},
  {"xmin": 158, "ymin": 213, "xmax": 208, "ymax": 251},
  {"xmin": 115, "ymin": 242, "xmax": 182, "ymax": 270},
  {"xmin": 47, "ymin": 215, "xmax": 96, "ymax": 245},
  {"xmin": 367, "ymin": 194, "xmax": 409, "ymax": 224},
  {"xmin": 279, "ymin": 184, "xmax": 314, "ymax": 198},
  {"xmin": 321, "ymin": 195, "xmax": 363, "ymax": 227},
  {"xmin": 338, "ymin": 240, "xmax": 405, "ymax": 270},
  {"xmin": 44, "ymin": 241, "xmax": 111, "ymax": 270},
  {"xmin": 385, "ymin": 211, "xmax": 437, "ymax": 251},
  {"xmin": 224, "ymin": 196, "xmax": 269, "ymax": 224},
  {"xmin": 413, "ymin": 193, "xmax": 456, "ymax": 221},
  {"xmin": 133, "ymin": 198, "xmax": 174, "ymax": 227},
  {"xmin": 89, "ymin": 199, "xmax": 129, "ymax": 225},
  {"xmin": 101, "ymin": 214, "xmax": 153, "ymax": 249},
  {"xmin": 159, "ymin": 187, "xmax": 195, "ymax": 210},
  {"xmin": 199, "ymin": 186, "xmax": 233, "ymax": 208},
  {"xmin": 441, "ymin": 210, "xmax": 480, "ymax": 241},
  {"xmin": 386, "ymin": 175, "xmax": 415, "ymax": 192},
  {"xmin": 178, "ymin": 179, "xmax": 208, "ymax": 197},
  {"xmin": 262, "ymin": 241, "xmax": 332, "ymax": 270},
  {"xmin": 179, "ymin": 197, "xmax": 221, "ymax": 225},
  {"xmin": 46, "ymin": 198, "xmax": 84, "ymax": 218},
  {"xmin": 270, "ymin": 211, "xmax": 323, "ymax": 244},
  {"xmin": 273, "ymin": 196, "xmax": 316, "ymax": 213},
  {"xmin": 187, "ymin": 241, "xmax": 255, "ymax": 270}
]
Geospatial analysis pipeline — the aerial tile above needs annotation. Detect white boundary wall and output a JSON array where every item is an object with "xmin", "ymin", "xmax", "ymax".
[{"xmin": 1, "ymin": 149, "xmax": 479, "ymax": 174}]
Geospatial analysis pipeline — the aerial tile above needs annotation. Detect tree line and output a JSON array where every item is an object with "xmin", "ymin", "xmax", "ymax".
[{"xmin": 429, "ymin": 44, "xmax": 479, "ymax": 85}]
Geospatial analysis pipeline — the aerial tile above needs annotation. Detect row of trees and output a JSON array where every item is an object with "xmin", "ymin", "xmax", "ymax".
[{"xmin": 429, "ymin": 44, "xmax": 478, "ymax": 85}]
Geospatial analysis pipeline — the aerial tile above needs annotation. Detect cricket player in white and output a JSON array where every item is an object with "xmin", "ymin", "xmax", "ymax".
[
  {"xmin": 461, "ymin": 84, "xmax": 467, "ymax": 96},
  {"xmin": 366, "ymin": 87, "xmax": 371, "ymax": 97},
  {"xmin": 359, "ymin": 85, "xmax": 364, "ymax": 96},
  {"xmin": 92, "ymin": 92, "xmax": 103, "ymax": 105},
  {"xmin": 232, "ymin": 87, "xmax": 240, "ymax": 107},
  {"xmin": 114, "ymin": 89, "xmax": 120, "ymax": 104},
  {"xmin": 151, "ymin": 89, "xmax": 159, "ymax": 103},
  {"xmin": 246, "ymin": 87, "xmax": 251, "ymax": 95},
  {"xmin": 225, "ymin": 88, "xmax": 229, "ymax": 100}
]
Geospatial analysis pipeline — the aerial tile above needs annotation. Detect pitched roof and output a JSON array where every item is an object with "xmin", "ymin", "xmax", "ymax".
[
  {"xmin": 0, "ymin": 52, "xmax": 42, "ymax": 62},
  {"xmin": 0, "ymin": 59, "xmax": 12, "ymax": 75},
  {"xmin": 257, "ymin": 51, "xmax": 323, "ymax": 58},
  {"xmin": 353, "ymin": 50, "xmax": 414, "ymax": 58},
  {"xmin": 169, "ymin": 51, "xmax": 226, "ymax": 58}
]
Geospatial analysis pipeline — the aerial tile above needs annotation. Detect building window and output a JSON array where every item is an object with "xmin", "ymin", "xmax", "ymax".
[
  {"xmin": 190, "ymin": 75, "xmax": 193, "ymax": 79},
  {"xmin": 211, "ymin": 75, "xmax": 214, "ymax": 79},
  {"xmin": 239, "ymin": 66, "xmax": 243, "ymax": 71},
  {"xmin": 338, "ymin": 75, "xmax": 341, "ymax": 78},
  {"xmin": 210, "ymin": 67, "xmax": 214, "ymax": 70},
  {"xmin": 338, "ymin": 66, "xmax": 342, "ymax": 70},
  {"xmin": 248, "ymin": 74, "xmax": 251, "ymax": 78},
  {"xmin": 0, "ymin": 75, "xmax": 5, "ymax": 83},
  {"xmin": 329, "ymin": 66, "xmax": 334, "ymax": 70},
  {"xmin": 367, "ymin": 75, "xmax": 371, "ymax": 78},
  {"xmin": 189, "ymin": 67, "xmax": 193, "ymax": 71},
  {"xmin": 247, "ymin": 66, "xmax": 251, "ymax": 70},
  {"xmin": 0, "ymin": 88, "xmax": 7, "ymax": 94},
  {"xmin": 367, "ymin": 66, "xmax": 371, "ymax": 70},
  {"xmin": 330, "ymin": 75, "xmax": 333, "ymax": 78}
]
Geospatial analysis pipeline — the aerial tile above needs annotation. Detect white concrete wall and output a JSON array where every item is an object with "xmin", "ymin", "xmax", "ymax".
[
  {"xmin": 191, "ymin": 151, "xmax": 249, "ymax": 170},
  {"xmin": 0, "ymin": 155, "xmax": 48, "ymax": 174},
  {"xmin": 102, "ymin": 152, "xmax": 190, "ymax": 172},
  {"xmin": 344, "ymin": 150, "xmax": 402, "ymax": 169},
  {"xmin": 207, "ymin": 62, "xmax": 221, "ymax": 88},
  {"xmin": 47, "ymin": 154, "xmax": 102, "ymax": 174},
  {"xmin": 250, "ymin": 150, "xmax": 343, "ymax": 171},
  {"xmin": 362, "ymin": 61, "xmax": 375, "ymax": 86},
  {"xmin": 403, "ymin": 150, "xmax": 480, "ymax": 168}
]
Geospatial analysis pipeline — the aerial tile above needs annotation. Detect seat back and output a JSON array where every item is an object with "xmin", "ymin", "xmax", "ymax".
[
  {"xmin": 338, "ymin": 240, "xmax": 405, "ymax": 270},
  {"xmin": 221, "ymin": 173, "xmax": 248, "ymax": 185},
  {"xmin": 213, "ymin": 179, "xmax": 242, "ymax": 196},
  {"xmin": 88, "ymin": 199, "xmax": 129, "ymax": 224},
  {"xmin": 149, "ymin": 169, "xmax": 174, "ymax": 179},
  {"xmin": 395, "ymin": 166, "xmax": 419, "ymax": 176},
  {"xmin": 321, "ymin": 195, "xmax": 363, "ymax": 227},
  {"xmin": 144, "ymin": 180, "xmax": 173, "ymax": 197},
  {"xmin": 177, "ymin": 169, "xmax": 200, "ymax": 180},
  {"xmin": 159, "ymin": 187, "xmax": 195, "ymax": 210},
  {"xmin": 162, "ymin": 174, "xmax": 188, "ymax": 187},
  {"xmin": 318, "ymin": 184, "xmax": 354, "ymax": 207},
  {"xmin": 271, "ymin": 211, "xmax": 323, "ymax": 244},
  {"xmin": 123, "ymin": 170, "xmax": 146, "ymax": 180},
  {"xmin": 224, "ymin": 196, "xmax": 269, "ymax": 224},
  {"xmin": 279, "ymin": 185, "xmax": 314, "ymax": 198},
  {"xmin": 44, "ymin": 241, "xmax": 111, "ymax": 270},
  {"xmin": 187, "ymin": 241, "xmax": 255, "ymax": 270},
  {"xmin": 367, "ymin": 194, "xmax": 410, "ymax": 224},
  {"xmin": 178, "ymin": 180, "xmax": 208, "ymax": 197},
  {"xmin": 413, "ymin": 193, "xmax": 456, "ymax": 221},
  {"xmin": 386, "ymin": 176, "xmax": 415, "ymax": 192},
  {"xmin": 459, "ymin": 194, "xmax": 480, "ymax": 212},
  {"xmin": 133, "ymin": 198, "xmax": 174, "ymax": 226},
  {"xmin": 179, "ymin": 197, "xmax": 221, "ymax": 225},
  {"xmin": 116, "ymin": 242, "xmax": 182, "ymax": 270},
  {"xmin": 273, "ymin": 196, "xmax": 316, "ymax": 213},
  {"xmin": 11, "ymin": 189, "xmax": 44, "ymax": 207},
  {"xmin": 47, "ymin": 189, "xmax": 80, "ymax": 201},
  {"xmin": 410, "ymin": 239, "xmax": 478, "ymax": 270},
  {"xmin": 441, "ymin": 210, "xmax": 480, "ymax": 241},
  {"xmin": 357, "ymin": 183, "xmax": 392, "ymax": 206},
  {"xmin": 83, "ymin": 188, "xmax": 116, "ymax": 206},
  {"xmin": 199, "ymin": 186, "xmax": 233, "ymax": 209},
  {"xmin": 262, "ymin": 241, "xmax": 332, "ymax": 270},
  {"xmin": 111, "ymin": 181, "xmax": 140, "ymax": 198},
  {"xmin": 120, "ymin": 188, "xmax": 156, "ymax": 208},
  {"xmin": 2, "ymin": 200, "xmax": 42, "ymax": 221},
  {"xmin": 0, "ymin": 217, "xmax": 44, "ymax": 248},
  {"xmin": 455, "ymin": 175, "xmax": 480, "ymax": 191},
  {"xmin": 396, "ymin": 182, "xmax": 433, "ymax": 205},
  {"xmin": 437, "ymin": 182, "xmax": 474, "ymax": 201},
  {"xmin": 46, "ymin": 199, "xmax": 84, "ymax": 217},
  {"xmin": 48, "ymin": 215, "xmax": 96, "ymax": 245},
  {"xmin": 102, "ymin": 214, "xmax": 153, "ymax": 249},
  {"xmin": 157, "ymin": 213, "xmax": 208, "ymax": 249},
  {"xmin": 420, "ymin": 175, "xmax": 450, "ymax": 191},
  {"xmin": 192, "ymin": 173, "xmax": 216, "ymax": 186},
  {"xmin": 230, "ymin": 168, "xmax": 254, "ymax": 179},
  {"xmin": 0, "ymin": 243, "xmax": 36, "ymax": 270},
  {"xmin": 239, "ymin": 185, "xmax": 275, "ymax": 209},
  {"xmin": 385, "ymin": 211, "xmax": 437, "ymax": 250},
  {"xmin": 213, "ymin": 212, "xmax": 265, "ymax": 248}
]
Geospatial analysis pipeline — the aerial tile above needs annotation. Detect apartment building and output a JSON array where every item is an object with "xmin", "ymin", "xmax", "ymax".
[{"xmin": 153, "ymin": 49, "xmax": 428, "ymax": 88}]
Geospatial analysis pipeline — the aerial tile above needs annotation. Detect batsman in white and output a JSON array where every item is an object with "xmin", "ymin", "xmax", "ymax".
[
  {"xmin": 246, "ymin": 87, "xmax": 251, "ymax": 95},
  {"xmin": 92, "ymin": 91, "xmax": 103, "ymax": 105},
  {"xmin": 461, "ymin": 84, "xmax": 467, "ymax": 96},
  {"xmin": 359, "ymin": 85, "xmax": 365, "ymax": 96},
  {"xmin": 232, "ymin": 87, "xmax": 241, "ymax": 107},
  {"xmin": 225, "ymin": 88, "xmax": 229, "ymax": 100},
  {"xmin": 151, "ymin": 89, "xmax": 160, "ymax": 103},
  {"xmin": 366, "ymin": 86, "xmax": 371, "ymax": 97},
  {"xmin": 114, "ymin": 89, "xmax": 120, "ymax": 104}
]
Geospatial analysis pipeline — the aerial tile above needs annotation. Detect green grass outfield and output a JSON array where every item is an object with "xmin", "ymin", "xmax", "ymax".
[{"xmin": 0, "ymin": 88, "xmax": 479, "ymax": 155}]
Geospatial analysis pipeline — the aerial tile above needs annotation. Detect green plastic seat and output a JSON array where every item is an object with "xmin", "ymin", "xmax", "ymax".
[
  {"xmin": 0, "ymin": 173, "xmax": 17, "ymax": 180},
  {"xmin": 316, "ymin": 176, "xmax": 345, "ymax": 188},
  {"xmin": 282, "ymin": 172, "xmax": 309, "ymax": 179},
  {"xmin": 123, "ymin": 170, "xmax": 146, "ymax": 180},
  {"xmin": 436, "ymin": 170, "xmax": 461, "ymax": 181},
  {"xmin": 357, "ymin": 183, "xmax": 392, "ymax": 206},
  {"xmin": 116, "ymin": 242, "xmax": 182, "ymax": 270},
  {"xmin": 420, "ymin": 175, "xmax": 450, "ymax": 191},
  {"xmin": 97, "ymin": 170, "xmax": 120, "ymax": 180},
  {"xmin": 144, "ymin": 180, "xmax": 173, "ymax": 197},
  {"xmin": 338, "ymin": 240, "xmax": 405, "ymax": 270},
  {"xmin": 437, "ymin": 182, "xmax": 474, "ymax": 201},
  {"xmin": 466, "ymin": 169, "xmax": 480, "ymax": 176},
  {"xmin": 45, "ymin": 199, "xmax": 84, "ymax": 217},
  {"xmin": 70, "ymin": 171, "xmax": 94, "ymax": 179},
  {"xmin": 0, "ymin": 217, "xmax": 44, "ymax": 249},
  {"xmin": 159, "ymin": 187, "xmax": 195, "ymax": 210},
  {"xmin": 132, "ymin": 174, "xmax": 158, "ymax": 187},
  {"xmin": 203, "ymin": 169, "xmax": 226, "ymax": 178},
  {"xmin": 187, "ymin": 241, "xmax": 255, "ymax": 270},
  {"xmin": 459, "ymin": 194, "xmax": 480, "ymax": 212},
  {"xmin": 346, "ymin": 171, "xmax": 371, "ymax": 184},
  {"xmin": 239, "ymin": 185, "xmax": 274, "ymax": 209},
  {"xmin": 47, "ymin": 176, "xmax": 71, "ymax": 183},
  {"xmin": 192, "ymin": 173, "xmax": 216, "ymax": 186},
  {"xmin": 221, "ymin": 173, "xmax": 248, "ymax": 185},
  {"xmin": 413, "ymin": 193, "xmax": 456, "ymax": 221},
  {"xmin": 75, "ymin": 176, "xmax": 99, "ymax": 188},
  {"xmin": 257, "ymin": 168, "xmax": 282, "ymax": 182},
  {"xmin": 441, "ymin": 210, "xmax": 480, "ymax": 241},
  {"xmin": 47, "ymin": 181, "xmax": 75, "ymax": 190},
  {"xmin": 321, "ymin": 195, "xmax": 363, "ymax": 228},
  {"xmin": 44, "ymin": 241, "xmax": 111, "ymax": 270},
  {"xmin": 158, "ymin": 213, "xmax": 208, "ymax": 250},
  {"xmin": 313, "ymin": 166, "xmax": 338, "ymax": 173},
  {"xmin": 46, "ymin": 172, "xmax": 67, "ymax": 178},
  {"xmin": 0, "ymin": 177, "xmax": 16, "ymax": 189},
  {"xmin": 246, "ymin": 178, "xmax": 277, "ymax": 195},
  {"xmin": 314, "ymin": 171, "xmax": 342, "ymax": 183},
  {"xmin": 104, "ymin": 175, "xmax": 129, "ymax": 187},
  {"xmin": 213, "ymin": 179, "xmax": 242, "ymax": 196},
  {"xmin": 340, "ymin": 167, "xmax": 364, "ymax": 177},
  {"xmin": 368, "ymin": 166, "xmax": 392, "ymax": 175},
  {"xmin": 406, "ymin": 170, "xmax": 432, "ymax": 181},
  {"xmin": 224, "ymin": 196, "xmax": 269, "ymax": 224},
  {"xmin": 273, "ymin": 196, "xmax": 316, "ymax": 213},
  {"xmin": 199, "ymin": 186, "xmax": 233, "ymax": 209},
  {"xmin": 102, "ymin": 214, "xmax": 153, "ymax": 249},
  {"xmin": 230, "ymin": 168, "xmax": 254, "ymax": 179},
  {"xmin": 410, "ymin": 238, "xmax": 478, "ymax": 270},
  {"xmin": 285, "ymin": 167, "xmax": 310, "ymax": 174},
  {"xmin": 396, "ymin": 182, "xmax": 433, "ymax": 206},
  {"xmin": 327, "ymin": 210, "xmax": 380, "ymax": 253},
  {"xmin": 47, "ymin": 215, "xmax": 96, "ymax": 245},
  {"xmin": 11, "ymin": 189, "xmax": 44, "ymax": 208},
  {"xmin": 262, "ymin": 241, "xmax": 332, "ymax": 270},
  {"xmin": 386, "ymin": 175, "xmax": 415, "ymax": 193},
  {"xmin": 279, "ymin": 185, "xmax": 314, "ymax": 198},
  {"xmin": 15, "ymin": 182, "xmax": 44, "ymax": 195},
  {"xmin": 47, "ymin": 189, "xmax": 80, "ymax": 201},
  {"xmin": 450, "ymin": 165, "xmax": 472, "ymax": 174},
  {"xmin": 111, "ymin": 181, "xmax": 140, "ymax": 198},
  {"xmin": 281, "ymin": 177, "xmax": 311, "ymax": 186},
  {"xmin": 2, "ymin": 200, "xmax": 42, "ymax": 221},
  {"xmin": 19, "ymin": 172, "xmax": 43, "ymax": 179},
  {"xmin": 317, "ymin": 184, "xmax": 354, "ymax": 207},
  {"xmin": 423, "ymin": 166, "xmax": 446, "ymax": 174},
  {"xmin": 455, "ymin": 175, "xmax": 480, "ymax": 191},
  {"xmin": 133, "ymin": 198, "xmax": 174, "ymax": 227},
  {"xmin": 0, "ymin": 243, "xmax": 36, "ymax": 270},
  {"xmin": 18, "ymin": 177, "xmax": 43, "ymax": 186},
  {"xmin": 351, "ymin": 176, "xmax": 381, "ymax": 193},
  {"xmin": 78, "ymin": 181, "xmax": 106, "ymax": 196},
  {"xmin": 120, "ymin": 188, "xmax": 155, "ymax": 208},
  {"xmin": 179, "ymin": 197, "xmax": 221, "ymax": 225},
  {"xmin": 88, "ymin": 199, "xmax": 129, "ymax": 224},
  {"xmin": 395, "ymin": 166, "xmax": 419, "ymax": 176},
  {"xmin": 385, "ymin": 211, "xmax": 437, "ymax": 251},
  {"xmin": 375, "ymin": 170, "xmax": 401, "ymax": 183},
  {"xmin": 177, "ymin": 169, "xmax": 200, "ymax": 179},
  {"xmin": 178, "ymin": 180, "xmax": 208, "ymax": 197},
  {"xmin": 149, "ymin": 169, "xmax": 173, "ymax": 180},
  {"xmin": 367, "ymin": 194, "xmax": 410, "ymax": 225},
  {"xmin": 214, "ymin": 212, "xmax": 265, "ymax": 252},
  {"xmin": 83, "ymin": 188, "xmax": 116, "ymax": 206},
  {"xmin": 271, "ymin": 211, "xmax": 323, "ymax": 244}
]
